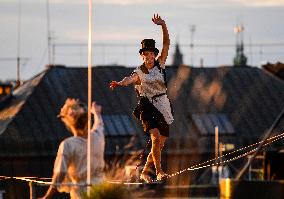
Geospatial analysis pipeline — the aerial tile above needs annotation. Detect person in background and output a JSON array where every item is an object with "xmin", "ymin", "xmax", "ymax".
[
  {"xmin": 39, "ymin": 98, "xmax": 105, "ymax": 199},
  {"xmin": 109, "ymin": 14, "xmax": 173, "ymax": 183}
]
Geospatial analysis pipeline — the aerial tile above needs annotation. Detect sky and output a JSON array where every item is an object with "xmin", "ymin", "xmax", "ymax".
[{"xmin": 0, "ymin": 0, "xmax": 284, "ymax": 81}]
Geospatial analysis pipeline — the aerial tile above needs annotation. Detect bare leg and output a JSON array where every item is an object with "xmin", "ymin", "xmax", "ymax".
[
  {"xmin": 150, "ymin": 128, "xmax": 162, "ymax": 174},
  {"xmin": 142, "ymin": 135, "xmax": 167, "ymax": 173},
  {"xmin": 154, "ymin": 135, "xmax": 168, "ymax": 180},
  {"xmin": 141, "ymin": 129, "xmax": 168, "ymax": 182},
  {"xmin": 140, "ymin": 128, "xmax": 159, "ymax": 183}
]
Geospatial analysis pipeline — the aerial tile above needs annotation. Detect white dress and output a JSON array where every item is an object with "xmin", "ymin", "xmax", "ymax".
[
  {"xmin": 134, "ymin": 63, "xmax": 174, "ymax": 125},
  {"xmin": 52, "ymin": 121, "xmax": 105, "ymax": 199}
]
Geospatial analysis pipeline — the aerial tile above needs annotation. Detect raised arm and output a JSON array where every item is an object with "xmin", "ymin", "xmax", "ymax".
[
  {"xmin": 91, "ymin": 102, "xmax": 103, "ymax": 132},
  {"xmin": 109, "ymin": 72, "xmax": 139, "ymax": 90},
  {"xmin": 152, "ymin": 14, "xmax": 170, "ymax": 66}
]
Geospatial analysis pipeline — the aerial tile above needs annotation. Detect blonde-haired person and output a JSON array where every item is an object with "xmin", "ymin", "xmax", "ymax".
[
  {"xmin": 39, "ymin": 99, "xmax": 105, "ymax": 199},
  {"xmin": 110, "ymin": 14, "xmax": 173, "ymax": 183}
]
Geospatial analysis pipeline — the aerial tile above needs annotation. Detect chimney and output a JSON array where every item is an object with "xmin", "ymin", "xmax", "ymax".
[{"xmin": 0, "ymin": 83, "xmax": 13, "ymax": 100}]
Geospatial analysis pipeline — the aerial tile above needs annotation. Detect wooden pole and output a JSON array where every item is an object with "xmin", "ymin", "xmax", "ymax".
[
  {"xmin": 215, "ymin": 126, "xmax": 219, "ymax": 184},
  {"xmin": 29, "ymin": 182, "xmax": 36, "ymax": 199},
  {"xmin": 215, "ymin": 126, "xmax": 219, "ymax": 161}
]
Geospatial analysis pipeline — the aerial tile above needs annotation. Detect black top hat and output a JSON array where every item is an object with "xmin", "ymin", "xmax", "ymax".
[{"xmin": 139, "ymin": 39, "xmax": 159, "ymax": 55}]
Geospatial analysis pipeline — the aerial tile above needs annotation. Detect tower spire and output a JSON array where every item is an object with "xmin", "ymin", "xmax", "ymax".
[
  {"xmin": 172, "ymin": 38, "xmax": 184, "ymax": 66},
  {"xmin": 233, "ymin": 24, "xmax": 247, "ymax": 66}
]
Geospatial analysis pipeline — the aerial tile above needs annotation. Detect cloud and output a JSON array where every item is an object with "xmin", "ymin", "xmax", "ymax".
[
  {"xmin": 229, "ymin": 0, "xmax": 284, "ymax": 7},
  {"xmin": 96, "ymin": 0, "xmax": 233, "ymax": 8},
  {"xmin": 51, "ymin": 0, "xmax": 82, "ymax": 4},
  {"xmin": 177, "ymin": 0, "xmax": 284, "ymax": 8},
  {"xmin": 50, "ymin": 0, "xmax": 163, "ymax": 5},
  {"xmin": 47, "ymin": 0, "xmax": 284, "ymax": 8},
  {"xmin": 59, "ymin": 29, "xmax": 144, "ymax": 42},
  {"xmin": 94, "ymin": 30, "xmax": 144, "ymax": 41},
  {"xmin": 96, "ymin": 0, "xmax": 163, "ymax": 5}
]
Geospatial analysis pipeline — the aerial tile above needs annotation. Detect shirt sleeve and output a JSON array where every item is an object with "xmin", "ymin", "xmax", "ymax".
[
  {"xmin": 159, "ymin": 60, "xmax": 166, "ymax": 69},
  {"xmin": 133, "ymin": 67, "xmax": 142, "ymax": 79}
]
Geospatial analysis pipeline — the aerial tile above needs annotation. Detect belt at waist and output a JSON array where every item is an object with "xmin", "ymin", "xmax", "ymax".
[
  {"xmin": 151, "ymin": 93, "xmax": 166, "ymax": 102},
  {"xmin": 138, "ymin": 93, "xmax": 166, "ymax": 103}
]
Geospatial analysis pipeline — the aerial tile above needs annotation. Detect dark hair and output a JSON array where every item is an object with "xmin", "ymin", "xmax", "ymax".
[{"xmin": 73, "ymin": 112, "xmax": 88, "ymax": 130}]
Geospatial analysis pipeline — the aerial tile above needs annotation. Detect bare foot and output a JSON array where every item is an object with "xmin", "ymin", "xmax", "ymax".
[
  {"xmin": 156, "ymin": 172, "xmax": 169, "ymax": 181},
  {"xmin": 140, "ymin": 172, "xmax": 153, "ymax": 183}
]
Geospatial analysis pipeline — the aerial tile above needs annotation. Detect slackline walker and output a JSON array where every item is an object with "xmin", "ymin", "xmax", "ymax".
[{"xmin": 110, "ymin": 14, "xmax": 173, "ymax": 184}]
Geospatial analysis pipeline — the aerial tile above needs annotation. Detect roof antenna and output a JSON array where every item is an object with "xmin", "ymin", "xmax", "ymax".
[
  {"xmin": 189, "ymin": 25, "xmax": 196, "ymax": 67},
  {"xmin": 46, "ymin": 0, "xmax": 52, "ymax": 66},
  {"xmin": 16, "ymin": 0, "xmax": 22, "ymax": 87}
]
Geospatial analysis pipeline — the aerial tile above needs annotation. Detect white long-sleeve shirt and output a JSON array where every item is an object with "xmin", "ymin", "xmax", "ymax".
[
  {"xmin": 134, "ymin": 64, "xmax": 174, "ymax": 124},
  {"xmin": 52, "ymin": 122, "xmax": 105, "ymax": 199}
]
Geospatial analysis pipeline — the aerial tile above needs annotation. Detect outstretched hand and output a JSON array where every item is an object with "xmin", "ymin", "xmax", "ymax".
[
  {"xmin": 109, "ymin": 81, "xmax": 120, "ymax": 90},
  {"xmin": 152, "ymin": 14, "xmax": 165, "ymax": 26}
]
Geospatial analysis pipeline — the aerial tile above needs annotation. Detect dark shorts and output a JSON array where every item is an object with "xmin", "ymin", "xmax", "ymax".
[{"xmin": 133, "ymin": 97, "xmax": 169, "ymax": 137}]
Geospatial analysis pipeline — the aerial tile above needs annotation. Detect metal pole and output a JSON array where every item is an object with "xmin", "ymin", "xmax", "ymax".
[
  {"xmin": 249, "ymin": 159, "xmax": 252, "ymax": 180},
  {"xmin": 17, "ymin": 57, "xmax": 20, "ymax": 85},
  {"xmin": 87, "ymin": 0, "xmax": 93, "ymax": 196},
  {"xmin": 189, "ymin": 25, "xmax": 195, "ymax": 66},
  {"xmin": 17, "ymin": 0, "xmax": 22, "ymax": 85},
  {"xmin": 219, "ymin": 143, "xmax": 223, "ymax": 179},
  {"xmin": 52, "ymin": 43, "xmax": 55, "ymax": 65},
  {"xmin": 46, "ymin": 0, "xmax": 51, "ymax": 65}
]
